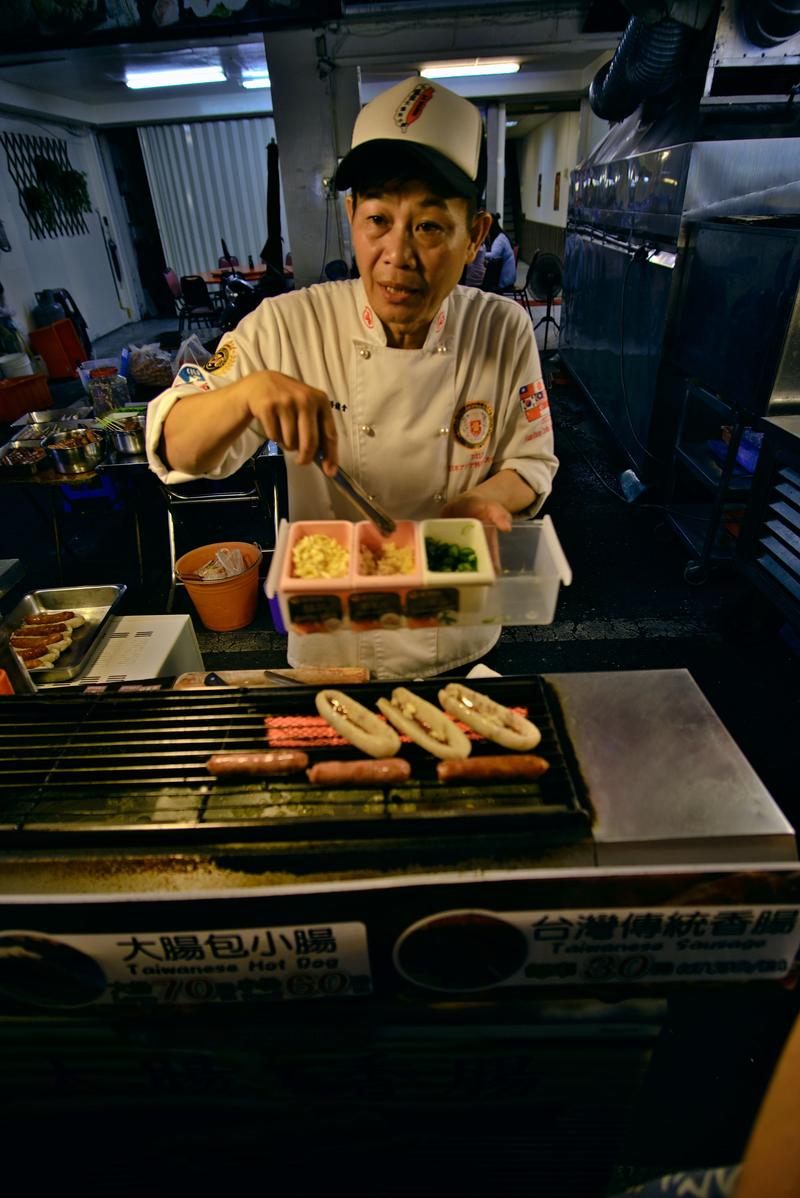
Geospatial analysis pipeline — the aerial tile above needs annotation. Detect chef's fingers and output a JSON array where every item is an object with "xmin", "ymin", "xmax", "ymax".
[
  {"xmin": 318, "ymin": 405, "xmax": 338, "ymax": 474},
  {"xmin": 275, "ymin": 406, "xmax": 300, "ymax": 453}
]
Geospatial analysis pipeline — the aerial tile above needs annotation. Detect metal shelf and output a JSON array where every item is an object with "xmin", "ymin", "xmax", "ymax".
[{"xmin": 674, "ymin": 442, "xmax": 753, "ymax": 494}]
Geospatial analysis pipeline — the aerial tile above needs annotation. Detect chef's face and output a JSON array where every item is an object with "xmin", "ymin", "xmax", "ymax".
[{"xmin": 347, "ymin": 182, "xmax": 490, "ymax": 350}]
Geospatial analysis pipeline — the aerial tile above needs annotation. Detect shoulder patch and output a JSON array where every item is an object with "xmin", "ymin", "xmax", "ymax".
[{"xmin": 205, "ymin": 341, "xmax": 237, "ymax": 374}]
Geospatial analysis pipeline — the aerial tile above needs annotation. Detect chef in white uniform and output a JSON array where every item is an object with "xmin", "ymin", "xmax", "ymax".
[{"xmin": 146, "ymin": 76, "xmax": 558, "ymax": 680}]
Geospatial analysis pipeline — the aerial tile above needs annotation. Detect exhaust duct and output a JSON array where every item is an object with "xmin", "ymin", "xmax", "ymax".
[{"xmin": 588, "ymin": 15, "xmax": 698, "ymax": 122}]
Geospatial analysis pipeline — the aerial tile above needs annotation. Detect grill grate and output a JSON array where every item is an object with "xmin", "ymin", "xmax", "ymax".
[{"xmin": 0, "ymin": 678, "xmax": 589, "ymax": 842}]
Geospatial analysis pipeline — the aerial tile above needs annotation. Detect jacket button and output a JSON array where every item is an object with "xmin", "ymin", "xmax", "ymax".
[
  {"xmin": 436, "ymin": 345, "xmax": 447, "ymax": 354},
  {"xmin": 360, "ymin": 424, "xmax": 375, "ymax": 436},
  {"xmin": 359, "ymin": 348, "xmax": 371, "ymax": 359},
  {"xmin": 439, "ymin": 427, "xmax": 449, "ymax": 435},
  {"xmin": 434, "ymin": 492, "xmax": 444, "ymax": 502}
]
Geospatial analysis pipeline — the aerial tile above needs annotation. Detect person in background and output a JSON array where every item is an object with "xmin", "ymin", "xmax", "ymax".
[
  {"xmin": 462, "ymin": 243, "xmax": 487, "ymax": 287},
  {"xmin": 485, "ymin": 213, "xmax": 517, "ymax": 290},
  {"xmin": 146, "ymin": 76, "xmax": 556, "ymax": 680}
]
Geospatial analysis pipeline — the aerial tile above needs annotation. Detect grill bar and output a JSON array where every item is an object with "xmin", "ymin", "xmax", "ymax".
[{"xmin": 0, "ymin": 678, "xmax": 589, "ymax": 843}]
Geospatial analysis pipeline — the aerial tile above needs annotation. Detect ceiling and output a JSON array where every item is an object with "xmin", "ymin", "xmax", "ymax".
[{"xmin": 0, "ymin": 3, "xmax": 625, "ymax": 132}]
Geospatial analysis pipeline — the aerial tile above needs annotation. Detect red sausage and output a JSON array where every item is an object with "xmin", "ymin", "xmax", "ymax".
[
  {"xmin": 24, "ymin": 611, "xmax": 76, "ymax": 625},
  {"xmin": 306, "ymin": 758, "xmax": 411, "ymax": 785},
  {"xmin": 18, "ymin": 621, "xmax": 72, "ymax": 635},
  {"xmin": 206, "ymin": 750, "xmax": 309, "ymax": 776},
  {"xmin": 437, "ymin": 754, "xmax": 550, "ymax": 783},
  {"xmin": 10, "ymin": 631, "xmax": 64, "ymax": 648},
  {"xmin": 14, "ymin": 646, "xmax": 55, "ymax": 662}
]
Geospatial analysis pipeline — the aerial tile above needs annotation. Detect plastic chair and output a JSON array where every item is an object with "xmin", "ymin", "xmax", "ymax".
[
  {"xmin": 164, "ymin": 269, "xmax": 189, "ymax": 334},
  {"xmin": 179, "ymin": 275, "xmax": 223, "ymax": 332}
]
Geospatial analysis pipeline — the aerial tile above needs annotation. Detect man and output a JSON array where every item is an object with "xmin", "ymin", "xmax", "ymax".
[{"xmin": 146, "ymin": 76, "xmax": 557, "ymax": 679}]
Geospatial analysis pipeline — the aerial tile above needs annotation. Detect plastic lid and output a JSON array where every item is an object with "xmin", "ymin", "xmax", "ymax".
[{"xmin": 89, "ymin": 366, "xmax": 118, "ymax": 378}]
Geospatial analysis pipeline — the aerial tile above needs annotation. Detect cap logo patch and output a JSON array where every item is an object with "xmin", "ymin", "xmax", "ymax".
[
  {"xmin": 395, "ymin": 83, "xmax": 435, "ymax": 133},
  {"xmin": 454, "ymin": 401, "xmax": 493, "ymax": 449},
  {"xmin": 362, "ymin": 306, "xmax": 374, "ymax": 329}
]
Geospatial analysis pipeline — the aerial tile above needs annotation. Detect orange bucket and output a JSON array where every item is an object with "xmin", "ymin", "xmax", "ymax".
[{"xmin": 176, "ymin": 541, "xmax": 262, "ymax": 631}]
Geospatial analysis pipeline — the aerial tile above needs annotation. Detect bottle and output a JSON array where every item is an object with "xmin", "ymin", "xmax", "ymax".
[{"xmin": 31, "ymin": 289, "xmax": 66, "ymax": 328}]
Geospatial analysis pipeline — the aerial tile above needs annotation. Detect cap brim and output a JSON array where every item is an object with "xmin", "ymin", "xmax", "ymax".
[{"xmin": 335, "ymin": 139, "xmax": 483, "ymax": 200}]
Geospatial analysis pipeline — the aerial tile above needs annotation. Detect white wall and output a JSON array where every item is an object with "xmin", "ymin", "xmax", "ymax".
[
  {"xmin": 0, "ymin": 114, "xmax": 136, "ymax": 343},
  {"xmin": 517, "ymin": 111, "xmax": 581, "ymax": 230}
]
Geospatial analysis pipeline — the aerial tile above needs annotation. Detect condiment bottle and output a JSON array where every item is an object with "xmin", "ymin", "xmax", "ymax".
[{"xmin": 88, "ymin": 366, "xmax": 129, "ymax": 417}]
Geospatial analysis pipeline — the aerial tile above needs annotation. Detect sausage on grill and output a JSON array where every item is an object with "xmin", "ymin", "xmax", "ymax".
[
  {"xmin": 436, "ymin": 754, "xmax": 550, "ymax": 782},
  {"xmin": 206, "ymin": 750, "xmax": 309, "ymax": 776},
  {"xmin": 306, "ymin": 758, "xmax": 411, "ymax": 785}
]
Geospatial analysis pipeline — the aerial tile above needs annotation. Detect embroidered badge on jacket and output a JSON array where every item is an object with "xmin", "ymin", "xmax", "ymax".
[
  {"xmin": 176, "ymin": 364, "xmax": 210, "ymax": 390},
  {"xmin": 362, "ymin": 306, "xmax": 374, "ymax": 330},
  {"xmin": 519, "ymin": 379, "xmax": 549, "ymax": 423},
  {"xmin": 205, "ymin": 342, "xmax": 237, "ymax": 374},
  {"xmin": 454, "ymin": 402, "xmax": 493, "ymax": 448}
]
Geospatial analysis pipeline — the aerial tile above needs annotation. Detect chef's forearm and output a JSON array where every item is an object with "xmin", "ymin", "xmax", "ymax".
[
  {"xmin": 161, "ymin": 380, "xmax": 255, "ymax": 474},
  {"xmin": 466, "ymin": 469, "xmax": 536, "ymax": 514}
]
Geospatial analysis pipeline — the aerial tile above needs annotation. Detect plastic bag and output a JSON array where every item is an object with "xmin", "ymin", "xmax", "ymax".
[
  {"xmin": 197, "ymin": 548, "xmax": 245, "ymax": 580},
  {"xmin": 127, "ymin": 342, "xmax": 174, "ymax": 388},
  {"xmin": 173, "ymin": 334, "xmax": 210, "ymax": 372}
]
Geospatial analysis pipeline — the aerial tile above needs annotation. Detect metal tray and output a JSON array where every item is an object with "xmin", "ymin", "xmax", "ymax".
[
  {"xmin": 0, "ymin": 440, "xmax": 49, "ymax": 477},
  {"xmin": 11, "ymin": 404, "xmax": 91, "ymax": 428},
  {"xmin": 3, "ymin": 584, "xmax": 127, "ymax": 683}
]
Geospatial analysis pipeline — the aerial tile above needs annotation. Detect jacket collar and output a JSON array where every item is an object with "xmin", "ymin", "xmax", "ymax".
[{"xmin": 355, "ymin": 278, "xmax": 450, "ymax": 350}]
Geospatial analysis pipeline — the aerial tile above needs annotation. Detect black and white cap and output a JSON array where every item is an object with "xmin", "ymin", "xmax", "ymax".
[{"xmin": 335, "ymin": 76, "xmax": 487, "ymax": 201}]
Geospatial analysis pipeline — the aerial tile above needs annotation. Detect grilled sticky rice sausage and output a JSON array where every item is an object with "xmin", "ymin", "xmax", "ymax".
[
  {"xmin": 315, "ymin": 689, "xmax": 401, "ymax": 758},
  {"xmin": 23, "ymin": 611, "xmax": 84, "ymax": 628},
  {"xmin": 10, "ymin": 631, "xmax": 70, "ymax": 651},
  {"xmin": 306, "ymin": 758, "xmax": 411, "ymax": 785},
  {"xmin": 376, "ymin": 687, "xmax": 471, "ymax": 760},
  {"xmin": 436, "ymin": 754, "xmax": 550, "ymax": 782},
  {"xmin": 18, "ymin": 621, "xmax": 73, "ymax": 636},
  {"xmin": 206, "ymin": 750, "xmax": 310, "ymax": 776},
  {"xmin": 437, "ymin": 683, "xmax": 542, "ymax": 751},
  {"xmin": 14, "ymin": 646, "xmax": 57, "ymax": 666}
]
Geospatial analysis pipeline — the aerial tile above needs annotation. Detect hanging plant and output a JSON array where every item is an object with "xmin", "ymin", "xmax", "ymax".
[
  {"xmin": 33, "ymin": 154, "xmax": 62, "ymax": 187},
  {"xmin": 22, "ymin": 183, "xmax": 58, "ymax": 233},
  {"xmin": 57, "ymin": 167, "xmax": 92, "ymax": 218}
]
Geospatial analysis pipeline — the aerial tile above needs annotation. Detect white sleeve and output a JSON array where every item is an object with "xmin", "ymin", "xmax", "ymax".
[
  {"xmin": 492, "ymin": 308, "xmax": 558, "ymax": 517},
  {"xmin": 145, "ymin": 322, "xmax": 269, "ymax": 486}
]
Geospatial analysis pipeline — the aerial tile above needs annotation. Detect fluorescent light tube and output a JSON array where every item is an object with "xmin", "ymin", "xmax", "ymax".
[
  {"xmin": 420, "ymin": 62, "xmax": 520, "ymax": 79},
  {"xmin": 242, "ymin": 71, "xmax": 271, "ymax": 89},
  {"xmin": 125, "ymin": 66, "xmax": 226, "ymax": 90}
]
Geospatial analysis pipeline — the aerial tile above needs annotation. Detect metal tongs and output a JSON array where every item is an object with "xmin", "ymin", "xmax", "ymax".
[{"xmin": 316, "ymin": 453, "xmax": 396, "ymax": 537}]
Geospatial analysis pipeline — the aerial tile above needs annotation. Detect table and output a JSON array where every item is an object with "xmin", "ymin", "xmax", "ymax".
[{"xmin": 198, "ymin": 266, "xmax": 267, "ymax": 285}]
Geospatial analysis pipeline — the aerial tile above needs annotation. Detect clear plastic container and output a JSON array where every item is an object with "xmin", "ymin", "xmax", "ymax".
[{"xmin": 266, "ymin": 516, "xmax": 571, "ymax": 635}]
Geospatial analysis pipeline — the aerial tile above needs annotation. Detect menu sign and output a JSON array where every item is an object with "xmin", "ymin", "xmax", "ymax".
[
  {"xmin": 0, "ymin": 923, "xmax": 372, "ymax": 1008},
  {"xmin": 393, "ymin": 906, "xmax": 800, "ymax": 992}
]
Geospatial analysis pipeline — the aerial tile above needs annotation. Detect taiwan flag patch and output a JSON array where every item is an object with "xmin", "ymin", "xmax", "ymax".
[{"xmin": 519, "ymin": 379, "xmax": 549, "ymax": 422}]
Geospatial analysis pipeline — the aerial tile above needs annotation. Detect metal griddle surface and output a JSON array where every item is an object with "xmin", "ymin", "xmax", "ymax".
[{"xmin": 0, "ymin": 677, "xmax": 589, "ymax": 845}]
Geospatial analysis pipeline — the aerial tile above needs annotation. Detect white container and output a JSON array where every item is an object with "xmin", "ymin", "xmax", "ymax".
[
  {"xmin": 0, "ymin": 352, "xmax": 34, "ymax": 378},
  {"xmin": 266, "ymin": 516, "xmax": 571, "ymax": 634}
]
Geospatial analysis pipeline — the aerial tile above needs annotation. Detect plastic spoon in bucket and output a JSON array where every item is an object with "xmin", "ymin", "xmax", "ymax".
[{"xmin": 315, "ymin": 453, "xmax": 396, "ymax": 537}]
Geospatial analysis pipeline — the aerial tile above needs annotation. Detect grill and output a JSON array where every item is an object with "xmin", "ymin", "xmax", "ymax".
[{"xmin": 0, "ymin": 677, "xmax": 589, "ymax": 854}]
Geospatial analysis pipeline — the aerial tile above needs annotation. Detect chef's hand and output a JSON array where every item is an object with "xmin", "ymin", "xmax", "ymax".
[
  {"xmin": 440, "ymin": 492, "xmax": 513, "ymax": 532},
  {"xmin": 245, "ymin": 370, "xmax": 338, "ymax": 474}
]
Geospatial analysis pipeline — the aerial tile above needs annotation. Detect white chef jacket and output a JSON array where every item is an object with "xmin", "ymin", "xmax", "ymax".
[{"xmin": 146, "ymin": 278, "xmax": 557, "ymax": 680}]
